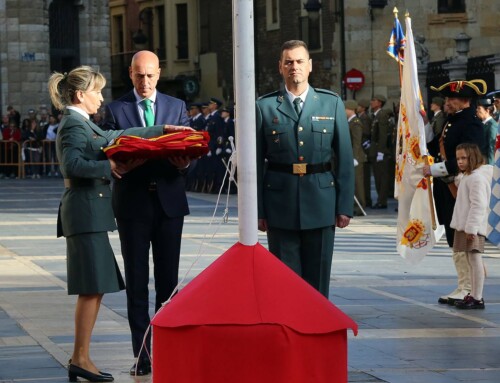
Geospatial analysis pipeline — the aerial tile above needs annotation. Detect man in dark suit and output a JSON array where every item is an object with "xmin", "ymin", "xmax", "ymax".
[
  {"xmin": 256, "ymin": 40, "xmax": 354, "ymax": 298},
  {"xmin": 103, "ymin": 50, "xmax": 191, "ymax": 376},
  {"xmin": 423, "ymin": 79, "xmax": 487, "ymax": 305}
]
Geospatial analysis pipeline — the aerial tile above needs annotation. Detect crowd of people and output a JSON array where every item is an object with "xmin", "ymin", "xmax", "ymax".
[{"xmin": 0, "ymin": 105, "xmax": 108, "ymax": 179}]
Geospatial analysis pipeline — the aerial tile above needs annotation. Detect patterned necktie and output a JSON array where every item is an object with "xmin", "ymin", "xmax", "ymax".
[
  {"xmin": 293, "ymin": 97, "xmax": 302, "ymax": 116},
  {"xmin": 142, "ymin": 99, "xmax": 154, "ymax": 127}
]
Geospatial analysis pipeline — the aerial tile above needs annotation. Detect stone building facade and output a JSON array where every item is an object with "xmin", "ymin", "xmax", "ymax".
[
  {"xmin": 0, "ymin": 0, "xmax": 111, "ymax": 117},
  {"xmin": 2, "ymin": 0, "xmax": 500, "ymax": 117}
]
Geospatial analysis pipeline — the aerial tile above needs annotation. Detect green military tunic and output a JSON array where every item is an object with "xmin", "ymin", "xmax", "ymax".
[
  {"xmin": 56, "ymin": 108, "xmax": 164, "ymax": 294},
  {"xmin": 256, "ymin": 87, "xmax": 354, "ymax": 296}
]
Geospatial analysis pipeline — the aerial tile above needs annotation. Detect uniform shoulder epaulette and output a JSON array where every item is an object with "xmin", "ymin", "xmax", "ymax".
[
  {"xmin": 314, "ymin": 88, "xmax": 339, "ymax": 97},
  {"xmin": 257, "ymin": 90, "xmax": 281, "ymax": 101}
]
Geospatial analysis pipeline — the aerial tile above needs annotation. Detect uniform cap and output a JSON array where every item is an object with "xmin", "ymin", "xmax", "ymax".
[
  {"xmin": 209, "ymin": 97, "xmax": 223, "ymax": 107},
  {"xmin": 373, "ymin": 94, "xmax": 387, "ymax": 103},
  {"xmin": 344, "ymin": 100, "xmax": 358, "ymax": 110},
  {"xmin": 430, "ymin": 79, "xmax": 487, "ymax": 99},
  {"xmin": 477, "ymin": 98, "xmax": 493, "ymax": 107},
  {"xmin": 358, "ymin": 99, "xmax": 370, "ymax": 108},
  {"xmin": 189, "ymin": 102, "xmax": 203, "ymax": 109}
]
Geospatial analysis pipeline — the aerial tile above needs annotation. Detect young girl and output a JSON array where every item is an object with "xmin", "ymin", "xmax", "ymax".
[{"xmin": 450, "ymin": 143, "xmax": 493, "ymax": 309}]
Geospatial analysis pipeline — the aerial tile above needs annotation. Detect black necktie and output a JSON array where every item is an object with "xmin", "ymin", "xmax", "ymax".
[{"xmin": 293, "ymin": 97, "xmax": 302, "ymax": 116}]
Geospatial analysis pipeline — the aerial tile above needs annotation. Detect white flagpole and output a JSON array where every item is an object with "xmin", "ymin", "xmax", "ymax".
[{"xmin": 233, "ymin": 0, "xmax": 258, "ymax": 245}]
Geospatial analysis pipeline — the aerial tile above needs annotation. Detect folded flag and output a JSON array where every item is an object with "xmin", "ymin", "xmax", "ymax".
[{"xmin": 103, "ymin": 130, "xmax": 210, "ymax": 161}]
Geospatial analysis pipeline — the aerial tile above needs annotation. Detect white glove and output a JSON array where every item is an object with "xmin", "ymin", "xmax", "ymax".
[
  {"xmin": 216, "ymin": 148, "xmax": 222, "ymax": 156},
  {"xmin": 353, "ymin": 158, "xmax": 359, "ymax": 167},
  {"xmin": 225, "ymin": 148, "xmax": 232, "ymax": 154},
  {"xmin": 376, "ymin": 152, "xmax": 384, "ymax": 162},
  {"xmin": 207, "ymin": 150, "xmax": 212, "ymax": 157}
]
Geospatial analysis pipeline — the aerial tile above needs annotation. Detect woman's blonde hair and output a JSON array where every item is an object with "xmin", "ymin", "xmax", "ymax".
[
  {"xmin": 456, "ymin": 142, "xmax": 485, "ymax": 174},
  {"xmin": 47, "ymin": 65, "xmax": 106, "ymax": 110}
]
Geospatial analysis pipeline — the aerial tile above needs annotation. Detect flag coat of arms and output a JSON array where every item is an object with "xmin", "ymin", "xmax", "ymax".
[{"xmin": 394, "ymin": 15, "xmax": 443, "ymax": 264}]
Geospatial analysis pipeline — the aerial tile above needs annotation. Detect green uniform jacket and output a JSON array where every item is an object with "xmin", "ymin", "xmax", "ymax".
[
  {"xmin": 256, "ymin": 87, "xmax": 354, "ymax": 230},
  {"xmin": 56, "ymin": 109, "xmax": 164, "ymax": 237},
  {"xmin": 369, "ymin": 108, "xmax": 393, "ymax": 158}
]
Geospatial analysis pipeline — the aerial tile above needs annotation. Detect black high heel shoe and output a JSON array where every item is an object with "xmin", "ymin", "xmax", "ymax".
[
  {"xmin": 68, "ymin": 363, "xmax": 114, "ymax": 382},
  {"xmin": 67, "ymin": 360, "xmax": 112, "ymax": 377}
]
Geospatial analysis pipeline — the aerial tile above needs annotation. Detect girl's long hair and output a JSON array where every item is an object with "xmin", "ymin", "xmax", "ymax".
[{"xmin": 456, "ymin": 143, "xmax": 485, "ymax": 174}]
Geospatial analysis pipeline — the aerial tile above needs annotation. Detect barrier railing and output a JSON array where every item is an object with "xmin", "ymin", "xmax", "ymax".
[
  {"xmin": 0, "ymin": 140, "xmax": 59, "ymax": 179},
  {"xmin": 0, "ymin": 140, "xmax": 23, "ymax": 178}
]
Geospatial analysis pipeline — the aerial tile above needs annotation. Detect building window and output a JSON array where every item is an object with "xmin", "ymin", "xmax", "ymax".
[
  {"xmin": 156, "ymin": 5, "xmax": 166, "ymax": 61},
  {"xmin": 438, "ymin": 0, "xmax": 465, "ymax": 13},
  {"xmin": 111, "ymin": 15, "xmax": 124, "ymax": 54},
  {"xmin": 266, "ymin": 0, "xmax": 280, "ymax": 30},
  {"xmin": 176, "ymin": 4, "xmax": 188, "ymax": 60},
  {"xmin": 300, "ymin": 14, "xmax": 321, "ymax": 51}
]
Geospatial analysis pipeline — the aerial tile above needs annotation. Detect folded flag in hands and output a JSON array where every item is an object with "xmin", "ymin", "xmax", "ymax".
[{"xmin": 103, "ymin": 131, "xmax": 210, "ymax": 161}]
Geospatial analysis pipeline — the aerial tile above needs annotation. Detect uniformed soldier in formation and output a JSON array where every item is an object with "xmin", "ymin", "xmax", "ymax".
[
  {"xmin": 357, "ymin": 99, "xmax": 373, "ymax": 208},
  {"xmin": 423, "ymin": 79, "xmax": 488, "ymax": 305},
  {"xmin": 220, "ymin": 106, "xmax": 236, "ymax": 193},
  {"xmin": 186, "ymin": 103, "xmax": 206, "ymax": 191},
  {"xmin": 429, "ymin": 96, "xmax": 447, "ymax": 137},
  {"xmin": 368, "ymin": 94, "xmax": 393, "ymax": 209},
  {"xmin": 188, "ymin": 102, "xmax": 206, "ymax": 131},
  {"xmin": 345, "ymin": 100, "xmax": 365, "ymax": 215},
  {"xmin": 205, "ymin": 97, "xmax": 226, "ymax": 193},
  {"xmin": 475, "ymin": 97, "xmax": 498, "ymax": 165},
  {"xmin": 256, "ymin": 40, "xmax": 354, "ymax": 298}
]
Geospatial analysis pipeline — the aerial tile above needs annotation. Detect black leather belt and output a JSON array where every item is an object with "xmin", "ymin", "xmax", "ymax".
[
  {"xmin": 64, "ymin": 178, "xmax": 110, "ymax": 188},
  {"xmin": 267, "ymin": 162, "xmax": 331, "ymax": 176}
]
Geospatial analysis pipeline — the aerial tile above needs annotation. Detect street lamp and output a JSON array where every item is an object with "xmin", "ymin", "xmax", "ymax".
[{"xmin": 304, "ymin": 0, "xmax": 321, "ymax": 20}]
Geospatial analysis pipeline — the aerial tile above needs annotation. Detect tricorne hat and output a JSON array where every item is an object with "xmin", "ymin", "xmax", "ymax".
[{"xmin": 430, "ymin": 79, "xmax": 487, "ymax": 99}]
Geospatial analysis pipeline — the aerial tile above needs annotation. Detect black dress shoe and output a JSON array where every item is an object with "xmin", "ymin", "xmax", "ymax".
[
  {"xmin": 68, "ymin": 359, "xmax": 111, "ymax": 377},
  {"xmin": 68, "ymin": 364, "xmax": 114, "ymax": 382},
  {"xmin": 372, "ymin": 203, "xmax": 387, "ymax": 209},
  {"xmin": 130, "ymin": 360, "xmax": 151, "ymax": 376}
]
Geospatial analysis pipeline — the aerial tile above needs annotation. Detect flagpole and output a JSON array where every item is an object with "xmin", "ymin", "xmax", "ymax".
[
  {"xmin": 233, "ymin": 0, "xmax": 258, "ymax": 246},
  {"xmin": 425, "ymin": 156, "xmax": 437, "ymax": 230},
  {"xmin": 394, "ymin": 7, "xmax": 403, "ymax": 86}
]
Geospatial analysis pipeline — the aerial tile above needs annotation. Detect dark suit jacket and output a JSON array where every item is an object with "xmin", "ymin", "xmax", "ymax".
[
  {"xmin": 103, "ymin": 91, "xmax": 190, "ymax": 221},
  {"xmin": 56, "ymin": 108, "xmax": 164, "ymax": 237}
]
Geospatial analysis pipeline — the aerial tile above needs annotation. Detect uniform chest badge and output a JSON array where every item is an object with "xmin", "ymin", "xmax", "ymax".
[
  {"xmin": 273, "ymin": 117, "xmax": 279, "ymax": 124},
  {"xmin": 92, "ymin": 133, "xmax": 98, "ymax": 139}
]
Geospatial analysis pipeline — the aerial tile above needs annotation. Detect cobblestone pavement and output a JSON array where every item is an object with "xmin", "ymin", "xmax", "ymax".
[{"xmin": 0, "ymin": 178, "xmax": 499, "ymax": 382}]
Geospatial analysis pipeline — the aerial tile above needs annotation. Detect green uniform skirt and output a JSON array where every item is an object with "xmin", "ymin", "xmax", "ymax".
[{"xmin": 66, "ymin": 232, "xmax": 125, "ymax": 295}]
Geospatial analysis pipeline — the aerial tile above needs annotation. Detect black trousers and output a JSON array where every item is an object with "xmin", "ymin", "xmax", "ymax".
[{"xmin": 117, "ymin": 194, "xmax": 184, "ymax": 359}]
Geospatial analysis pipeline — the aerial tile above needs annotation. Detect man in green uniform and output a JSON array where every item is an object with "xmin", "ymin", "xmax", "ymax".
[
  {"xmin": 369, "ymin": 94, "xmax": 393, "ymax": 209},
  {"xmin": 345, "ymin": 100, "xmax": 365, "ymax": 215},
  {"xmin": 256, "ymin": 40, "xmax": 354, "ymax": 298}
]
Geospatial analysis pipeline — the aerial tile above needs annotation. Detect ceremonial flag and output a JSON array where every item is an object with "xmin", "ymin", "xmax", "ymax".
[
  {"xmin": 103, "ymin": 130, "xmax": 210, "ymax": 161},
  {"xmin": 387, "ymin": 9, "xmax": 406, "ymax": 64},
  {"xmin": 394, "ymin": 14, "xmax": 443, "ymax": 264},
  {"xmin": 487, "ymin": 138, "xmax": 500, "ymax": 247}
]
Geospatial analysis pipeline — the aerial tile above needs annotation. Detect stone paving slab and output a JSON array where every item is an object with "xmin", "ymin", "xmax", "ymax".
[{"xmin": 1, "ymin": 178, "xmax": 500, "ymax": 383}]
